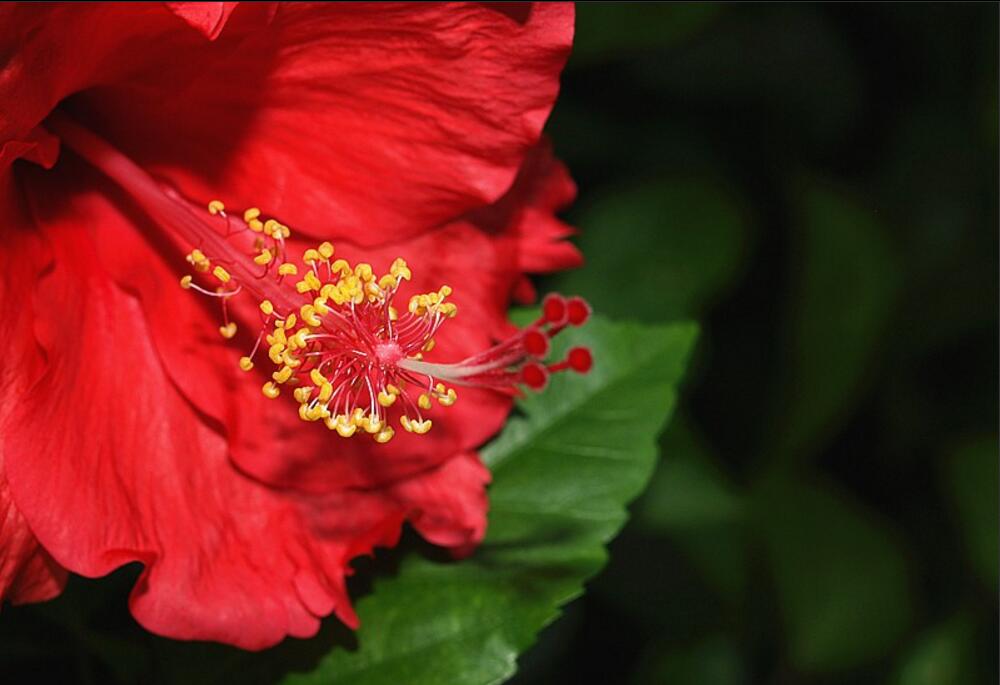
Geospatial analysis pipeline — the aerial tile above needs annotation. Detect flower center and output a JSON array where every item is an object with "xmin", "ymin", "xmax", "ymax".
[{"xmin": 46, "ymin": 112, "xmax": 593, "ymax": 444}]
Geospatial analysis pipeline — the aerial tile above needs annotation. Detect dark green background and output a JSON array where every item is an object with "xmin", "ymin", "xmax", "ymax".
[
  {"xmin": 4, "ymin": 4, "xmax": 997, "ymax": 684},
  {"xmin": 527, "ymin": 3, "xmax": 998, "ymax": 683}
]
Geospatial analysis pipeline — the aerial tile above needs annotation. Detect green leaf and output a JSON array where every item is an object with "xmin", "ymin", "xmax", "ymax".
[
  {"xmin": 751, "ymin": 477, "xmax": 912, "ymax": 673},
  {"xmin": 943, "ymin": 436, "xmax": 999, "ymax": 591},
  {"xmin": 553, "ymin": 179, "xmax": 749, "ymax": 323},
  {"xmin": 771, "ymin": 183, "xmax": 900, "ymax": 460},
  {"xmin": 889, "ymin": 615, "xmax": 978, "ymax": 685},
  {"xmin": 281, "ymin": 316, "xmax": 697, "ymax": 685}
]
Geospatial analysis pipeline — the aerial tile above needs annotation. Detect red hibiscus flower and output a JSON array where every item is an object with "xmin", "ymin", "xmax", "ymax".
[{"xmin": 0, "ymin": 2, "xmax": 589, "ymax": 649}]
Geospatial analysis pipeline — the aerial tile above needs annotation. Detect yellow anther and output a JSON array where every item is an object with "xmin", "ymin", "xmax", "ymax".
[
  {"xmin": 300, "ymin": 304, "xmax": 322, "ymax": 327},
  {"xmin": 208, "ymin": 200, "xmax": 225, "ymax": 215},
  {"xmin": 295, "ymin": 280, "xmax": 313, "ymax": 294},
  {"xmin": 293, "ymin": 387, "xmax": 313, "ymax": 403},
  {"xmin": 400, "ymin": 415, "xmax": 413, "ymax": 432},
  {"xmin": 318, "ymin": 382, "xmax": 333, "ymax": 403},
  {"xmin": 278, "ymin": 224, "xmax": 291, "ymax": 239},
  {"xmin": 418, "ymin": 394, "xmax": 432, "ymax": 410},
  {"xmin": 298, "ymin": 403, "xmax": 311, "ymax": 421},
  {"xmin": 263, "ymin": 219, "xmax": 280, "ymax": 236},
  {"xmin": 219, "ymin": 322, "xmax": 237, "ymax": 339},
  {"xmin": 272, "ymin": 365, "xmax": 294, "ymax": 384},
  {"xmin": 335, "ymin": 418, "xmax": 357, "ymax": 438},
  {"xmin": 439, "ymin": 285, "xmax": 453, "ymax": 297},
  {"xmin": 259, "ymin": 300, "xmax": 274, "ymax": 316},
  {"xmin": 290, "ymin": 329, "xmax": 309, "ymax": 349},
  {"xmin": 437, "ymin": 388, "xmax": 457, "ymax": 407},
  {"xmin": 318, "ymin": 242, "xmax": 335, "ymax": 259},
  {"xmin": 243, "ymin": 207, "xmax": 261, "ymax": 223},
  {"xmin": 331, "ymin": 259, "xmax": 351, "ymax": 276},
  {"xmin": 248, "ymin": 219, "xmax": 264, "ymax": 233},
  {"xmin": 213, "ymin": 265, "xmax": 232, "ymax": 283},
  {"xmin": 377, "ymin": 390, "xmax": 397, "ymax": 407},
  {"xmin": 410, "ymin": 418, "xmax": 432, "ymax": 435},
  {"xmin": 268, "ymin": 343, "xmax": 285, "ymax": 364},
  {"xmin": 389, "ymin": 306, "xmax": 399, "ymax": 321},
  {"xmin": 254, "ymin": 249, "xmax": 273, "ymax": 265},
  {"xmin": 304, "ymin": 271, "xmax": 322, "ymax": 291},
  {"xmin": 262, "ymin": 382, "xmax": 280, "ymax": 399},
  {"xmin": 313, "ymin": 297, "xmax": 331, "ymax": 315},
  {"xmin": 309, "ymin": 368, "xmax": 327, "ymax": 387},
  {"xmin": 180, "ymin": 275, "xmax": 193, "ymax": 289},
  {"xmin": 303, "ymin": 248, "xmax": 321, "ymax": 264},
  {"xmin": 278, "ymin": 263, "xmax": 298, "ymax": 277},
  {"xmin": 283, "ymin": 314, "xmax": 297, "ymax": 329},
  {"xmin": 387, "ymin": 384, "xmax": 401, "ymax": 396},
  {"xmin": 390, "ymin": 258, "xmax": 412, "ymax": 281},
  {"xmin": 423, "ymin": 338, "xmax": 436, "ymax": 352},
  {"xmin": 354, "ymin": 263, "xmax": 374, "ymax": 281},
  {"xmin": 411, "ymin": 352, "xmax": 424, "ymax": 361},
  {"xmin": 374, "ymin": 426, "xmax": 395, "ymax": 444},
  {"xmin": 378, "ymin": 274, "xmax": 397, "ymax": 291},
  {"xmin": 269, "ymin": 327, "xmax": 287, "ymax": 346},
  {"xmin": 359, "ymin": 416, "xmax": 383, "ymax": 434},
  {"xmin": 281, "ymin": 350, "xmax": 302, "ymax": 369},
  {"xmin": 239, "ymin": 356, "xmax": 254, "ymax": 372}
]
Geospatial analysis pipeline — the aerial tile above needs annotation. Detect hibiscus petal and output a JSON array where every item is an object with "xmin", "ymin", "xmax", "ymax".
[
  {"xmin": 75, "ymin": 2, "xmax": 574, "ymax": 246},
  {"xmin": 4, "ymin": 185, "xmax": 490, "ymax": 647},
  {"xmin": 164, "ymin": 1, "xmax": 240, "ymax": 40},
  {"xmin": 0, "ymin": 184, "xmax": 67, "ymax": 605}
]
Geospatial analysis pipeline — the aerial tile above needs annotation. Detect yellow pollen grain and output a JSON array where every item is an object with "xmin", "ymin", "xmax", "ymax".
[
  {"xmin": 309, "ymin": 368, "xmax": 327, "ymax": 386},
  {"xmin": 213, "ymin": 265, "xmax": 231, "ymax": 283},
  {"xmin": 259, "ymin": 300, "xmax": 274, "ymax": 316},
  {"xmin": 219, "ymin": 322, "xmax": 237, "ymax": 339},
  {"xmin": 377, "ymin": 390, "xmax": 396, "ymax": 407},
  {"xmin": 418, "ymin": 394, "xmax": 432, "ymax": 410},
  {"xmin": 272, "ymin": 365, "xmax": 294, "ymax": 384},
  {"xmin": 208, "ymin": 200, "xmax": 225, "ymax": 215},
  {"xmin": 318, "ymin": 241, "xmax": 334, "ymax": 259},
  {"xmin": 254, "ymin": 249, "xmax": 273, "ymax": 265},
  {"xmin": 239, "ymin": 356, "xmax": 254, "ymax": 371},
  {"xmin": 318, "ymin": 382, "xmax": 333, "ymax": 403},
  {"xmin": 374, "ymin": 426, "xmax": 395, "ymax": 444},
  {"xmin": 248, "ymin": 219, "xmax": 264, "ymax": 233},
  {"xmin": 278, "ymin": 263, "xmax": 298, "ymax": 277},
  {"xmin": 243, "ymin": 207, "xmax": 261, "ymax": 223},
  {"xmin": 179, "ymin": 275, "xmax": 193, "ymax": 289},
  {"xmin": 262, "ymin": 382, "xmax": 280, "ymax": 399}
]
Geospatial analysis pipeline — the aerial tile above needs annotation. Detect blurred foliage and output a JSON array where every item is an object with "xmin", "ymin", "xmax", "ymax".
[
  {"xmin": 532, "ymin": 3, "xmax": 997, "ymax": 685},
  {"xmin": 2, "ymin": 4, "xmax": 996, "ymax": 685}
]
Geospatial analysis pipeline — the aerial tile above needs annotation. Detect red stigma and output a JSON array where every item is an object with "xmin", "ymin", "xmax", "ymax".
[
  {"xmin": 542, "ymin": 293, "xmax": 567, "ymax": 324},
  {"xmin": 567, "ymin": 347, "xmax": 593, "ymax": 373},
  {"xmin": 566, "ymin": 297, "xmax": 592, "ymax": 326}
]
